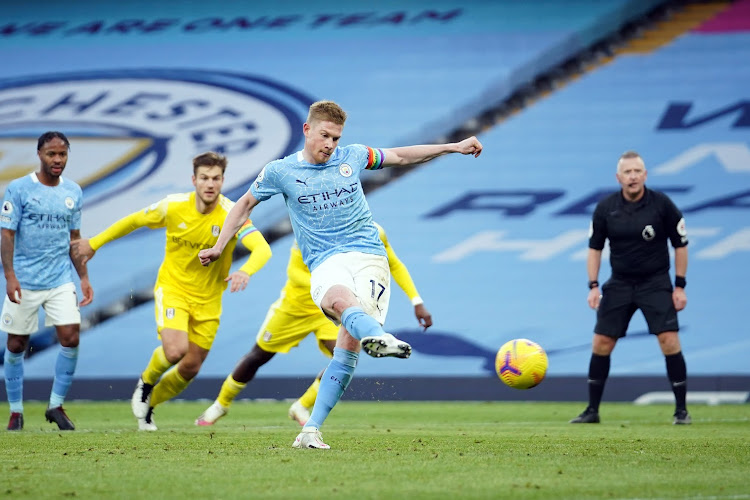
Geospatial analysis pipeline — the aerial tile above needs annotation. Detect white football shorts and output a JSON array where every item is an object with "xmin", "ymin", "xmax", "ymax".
[
  {"xmin": 1, "ymin": 282, "xmax": 81, "ymax": 335},
  {"xmin": 310, "ymin": 251, "xmax": 391, "ymax": 326}
]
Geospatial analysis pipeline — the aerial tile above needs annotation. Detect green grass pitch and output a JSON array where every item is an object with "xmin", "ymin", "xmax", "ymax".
[{"xmin": 2, "ymin": 401, "xmax": 748, "ymax": 499}]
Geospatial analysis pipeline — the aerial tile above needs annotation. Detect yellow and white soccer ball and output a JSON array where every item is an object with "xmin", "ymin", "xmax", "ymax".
[{"xmin": 495, "ymin": 338, "xmax": 548, "ymax": 389}]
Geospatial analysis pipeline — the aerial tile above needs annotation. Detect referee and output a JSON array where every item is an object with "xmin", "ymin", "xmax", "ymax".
[{"xmin": 570, "ymin": 151, "xmax": 690, "ymax": 425}]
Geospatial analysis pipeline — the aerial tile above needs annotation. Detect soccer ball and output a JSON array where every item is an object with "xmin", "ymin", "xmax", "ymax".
[{"xmin": 495, "ymin": 338, "xmax": 548, "ymax": 389}]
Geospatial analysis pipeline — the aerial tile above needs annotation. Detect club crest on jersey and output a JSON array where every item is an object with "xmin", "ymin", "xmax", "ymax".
[
  {"xmin": 166, "ymin": 308, "xmax": 175, "ymax": 320},
  {"xmin": 642, "ymin": 225, "xmax": 655, "ymax": 241},
  {"xmin": 339, "ymin": 163, "xmax": 353, "ymax": 177},
  {"xmin": 64, "ymin": 197, "xmax": 75, "ymax": 209},
  {"xmin": 212, "ymin": 225, "xmax": 220, "ymax": 236},
  {"xmin": 0, "ymin": 69, "xmax": 312, "ymax": 235}
]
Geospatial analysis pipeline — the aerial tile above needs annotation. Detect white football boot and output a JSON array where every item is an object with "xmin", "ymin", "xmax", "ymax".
[
  {"xmin": 292, "ymin": 428, "xmax": 330, "ymax": 449},
  {"xmin": 138, "ymin": 408, "xmax": 157, "ymax": 431},
  {"xmin": 131, "ymin": 378, "xmax": 154, "ymax": 419},
  {"xmin": 195, "ymin": 401, "xmax": 229, "ymax": 426},
  {"xmin": 361, "ymin": 333, "xmax": 412, "ymax": 359}
]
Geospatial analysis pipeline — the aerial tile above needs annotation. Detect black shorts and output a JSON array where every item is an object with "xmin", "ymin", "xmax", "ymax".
[{"xmin": 594, "ymin": 273, "xmax": 679, "ymax": 338}]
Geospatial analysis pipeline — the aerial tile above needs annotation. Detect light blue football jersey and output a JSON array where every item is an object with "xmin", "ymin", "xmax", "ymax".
[
  {"xmin": 250, "ymin": 144, "xmax": 387, "ymax": 271},
  {"xmin": 0, "ymin": 173, "xmax": 83, "ymax": 290}
]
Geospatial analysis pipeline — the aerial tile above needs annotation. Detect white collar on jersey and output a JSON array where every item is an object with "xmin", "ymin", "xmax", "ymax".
[{"xmin": 29, "ymin": 172, "xmax": 64, "ymax": 185}]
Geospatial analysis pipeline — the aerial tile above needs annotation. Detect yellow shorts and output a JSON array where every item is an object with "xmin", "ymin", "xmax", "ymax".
[
  {"xmin": 154, "ymin": 284, "xmax": 221, "ymax": 350},
  {"xmin": 255, "ymin": 296, "xmax": 338, "ymax": 356}
]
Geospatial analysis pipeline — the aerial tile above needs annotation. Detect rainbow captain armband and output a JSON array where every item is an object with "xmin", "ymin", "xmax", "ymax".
[
  {"xmin": 365, "ymin": 147, "xmax": 385, "ymax": 170},
  {"xmin": 237, "ymin": 220, "xmax": 258, "ymax": 239}
]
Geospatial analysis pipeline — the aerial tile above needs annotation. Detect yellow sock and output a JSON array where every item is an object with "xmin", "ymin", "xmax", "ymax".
[
  {"xmin": 141, "ymin": 346, "xmax": 173, "ymax": 385},
  {"xmin": 298, "ymin": 378, "xmax": 320, "ymax": 409},
  {"xmin": 150, "ymin": 367, "xmax": 191, "ymax": 408},
  {"xmin": 216, "ymin": 375, "xmax": 247, "ymax": 408}
]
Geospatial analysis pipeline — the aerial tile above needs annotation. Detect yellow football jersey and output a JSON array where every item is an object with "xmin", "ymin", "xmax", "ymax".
[
  {"xmin": 91, "ymin": 192, "xmax": 255, "ymax": 302},
  {"xmin": 279, "ymin": 223, "xmax": 420, "ymax": 314},
  {"xmin": 282, "ymin": 242, "xmax": 319, "ymax": 315},
  {"xmin": 376, "ymin": 222, "xmax": 420, "ymax": 302}
]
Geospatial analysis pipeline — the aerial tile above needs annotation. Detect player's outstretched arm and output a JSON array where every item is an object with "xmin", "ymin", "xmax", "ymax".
[
  {"xmin": 381, "ymin": 136, "xmax": 482, "ymax": 167},
  {"xmin": 71, "ymin": 208, "xmax": 159, "ymax": 265},
  {"xmin": 199, "ymin": 190, "xmax": 260, "ymax": 266},
  {"xmin": 226, "ymin": 229, "xmax": 272, "ymax": 292},
  {"xmin": 1, "ymin": 228, "xmax": 21, "ymax": 303}
]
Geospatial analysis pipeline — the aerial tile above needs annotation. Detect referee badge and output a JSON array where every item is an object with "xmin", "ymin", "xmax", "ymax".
[
  {"xmin": 642, "ymin": 225, "xmax": 655, "ymax": 241},
  {"xmin": 677, "ymin": 217, "xmax": 688, "ymax": 244},
  {"xmin": 677, "ymin": 218, "xmax": 687, "ymax": 236}
]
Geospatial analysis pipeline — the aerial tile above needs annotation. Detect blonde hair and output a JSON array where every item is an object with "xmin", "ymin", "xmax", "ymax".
[
  {"xmin": 619, "ymin": 150, "xmax": 642, "ymax": 161},
  {"xmin": 307, "ymin": 100, "xmax": 347, "ymax": 126},
  {"xmin": 617, "ymin": 150, "xmax": 645, "ymax": 171},
  {"xmin": 192, "ymin": 151, "xmax": 228, "ymax": 175}
]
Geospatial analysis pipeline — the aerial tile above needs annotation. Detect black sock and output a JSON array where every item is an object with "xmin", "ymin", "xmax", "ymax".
[
  {"xmin": 587, "ymin": 353, "xmax": 610, "ymax": 411},
  {"xmin": 665, "ymin": 351, "xmax": 688, "ymax": 411}
]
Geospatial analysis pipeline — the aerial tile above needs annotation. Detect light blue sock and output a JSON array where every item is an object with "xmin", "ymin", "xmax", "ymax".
[
  {"xmin": 341, "ymin": 306, "xmax": 384, "ymax": 341},
  {"xmin": 4, "ymin": 349, "xmax": 24, "ymax": 413},
  {"xmin": 49, "ymin": 346, "xmax": 78, "ymax": 408},
  {"xmin": 305, "ymin": 348, "xmax": 359, "ymax": 430}
]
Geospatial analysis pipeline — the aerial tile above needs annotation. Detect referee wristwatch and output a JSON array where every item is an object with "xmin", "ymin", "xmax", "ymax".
[{"xmin": 588, "ymin": 280, "xmax": 599, "ymax": 289}]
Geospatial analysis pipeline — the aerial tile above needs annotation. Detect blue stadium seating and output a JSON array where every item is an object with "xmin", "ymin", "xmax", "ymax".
[{"xmin": 10, "ymin": 1, "xmax": 749, "ymax": 392}]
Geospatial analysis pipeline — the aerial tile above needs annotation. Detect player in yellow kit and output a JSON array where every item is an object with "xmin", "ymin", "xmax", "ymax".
[
  {"xmin": 195, "ymin": 222, "xmax": 431, "ymax": 426},
  {"xmin": 71, "ymin": 152, "xmax": 271, "ymax": 430}
]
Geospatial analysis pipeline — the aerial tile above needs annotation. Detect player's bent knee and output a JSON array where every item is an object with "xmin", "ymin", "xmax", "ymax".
[
  {"xmin": 163, "ymin": 345, "xmax": 188, "ymax": 364},
  {"xmin": 247, "ymin": 344, "xmax": 275, "ymax": 365},
  {"xmin": 6, "ymin": 335, "xmax": 28, "ymax": 353},
  {"xmin": 321, "ymin": 286, "xmax": 357, "ymax": 317},
  {"xmin": 178, "ymin": 360, "xmax": 203, "ymax": 380},
  {"xmin": 55, "ymin": 324, "xmax": 80, "ymax": 346}
]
